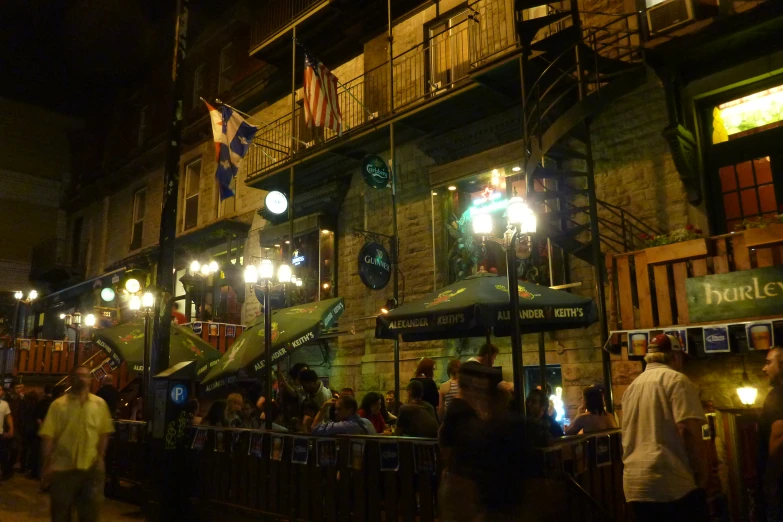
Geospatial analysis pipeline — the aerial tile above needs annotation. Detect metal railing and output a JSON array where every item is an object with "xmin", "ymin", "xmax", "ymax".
[
  {"xmin": 249, "ymin": 0, "xmax": 327, "ymax": 50},
  {"xmin": 246, "ymin": 0, "xmax": 516, "ymax": 180}
]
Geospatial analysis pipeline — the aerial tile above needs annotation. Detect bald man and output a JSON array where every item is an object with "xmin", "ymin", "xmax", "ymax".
[{"xmin": 96, "ymin": 375, "xmax": 119, "ymax": 418}]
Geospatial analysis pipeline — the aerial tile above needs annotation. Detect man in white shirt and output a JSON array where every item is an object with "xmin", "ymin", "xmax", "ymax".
[
  {"xmin": 622, "ymin": 334, "xmax": 708, "ymax": 522},
  {"xmin": 299, "ymin": 369, "xmax": 333, "ymax": 409},
  {"xmin": 0, "ymin": 387, "xmax": 15, "ymax": 481}
]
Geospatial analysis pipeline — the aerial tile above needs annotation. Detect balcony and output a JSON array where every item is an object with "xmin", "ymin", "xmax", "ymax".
[
  {"xmin": 30, "ymin": 238, "xmax": 88, "ymax": 285},
  {"xmin": 249, "ymin": 0, "xmax": 329, "ymax": 55},
  {"xmin": 606, "ymin": 224, "xmax": 783, "ymax": 332},
  {"xmin": 246, "ymin": 0, "xmax": 518, "ymax": 189}
]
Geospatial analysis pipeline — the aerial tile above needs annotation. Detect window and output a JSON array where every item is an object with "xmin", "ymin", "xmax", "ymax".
[
  {"xmin": 216, "ymin": 172, "xmax": 237, "ymax": 218},
  {"xmin": 193, "ymin": 64, "xmax": 205, "ymax": 108},
  {"xmin": 712, "ymin": 84, "xmax": 783, "ymax": 144},
  {"xmin": 219, "ymin": 43, "xmax": 234, "ymax": 93},
  {"xmin": 137, "ymin": 106, "xmax": 147, "ymax": 148},
  {"xmin": 427, "ymin": 10, "xmax": 471, "ymax": 93},
  {"xmin": 718, "ymin": 157, "xmax": 779, "ymax": 231},
  {"xmin": 130, "ymin": 189, "xmax": 146, "ymax": 251},
  {"xmin": 184, "ymin": 160, "xmax": 201, "ymax": 231}
]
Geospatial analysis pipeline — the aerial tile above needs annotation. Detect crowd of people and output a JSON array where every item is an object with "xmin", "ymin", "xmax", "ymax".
[{"xmin": 2, "ymin": 337, "xmax": 779, "ymax": 522}]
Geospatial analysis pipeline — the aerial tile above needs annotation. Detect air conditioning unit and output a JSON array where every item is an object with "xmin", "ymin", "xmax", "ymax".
[{"xmin": 647, "ymin": 0, "xmax": 695, "ymax": 34}]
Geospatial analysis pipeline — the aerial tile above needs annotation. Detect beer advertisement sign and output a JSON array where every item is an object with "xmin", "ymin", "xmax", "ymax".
[
  {"xmin": 686, "ymin": 266, "xmax": 783, "ymax": 323},
  {"xmin": 746, "ymin": 321, "xmax": 775, "ymax": 350}
]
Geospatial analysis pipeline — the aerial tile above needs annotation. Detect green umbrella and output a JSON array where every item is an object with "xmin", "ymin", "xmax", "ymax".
[
  {"xmin": 375, "ymin": 273, "xmax": 597, "ymax": 341},
  {"xmin": 201, "ymin": 297, "xmax": 345, "ymax": 393},
  {"xmin": 92, "ymin": 320, "xmax": 223, "ymax": 380}
]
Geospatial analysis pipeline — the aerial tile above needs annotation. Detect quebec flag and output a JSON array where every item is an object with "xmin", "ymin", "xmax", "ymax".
[{"xmin": 204, "ymin": 102, "xmax": 258, "ymax": 200}]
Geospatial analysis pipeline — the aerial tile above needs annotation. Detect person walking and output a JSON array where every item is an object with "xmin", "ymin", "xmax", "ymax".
[
  {"xmin": 621, "ymin": 334, "xmax": 709, "ymax": 522},
  {"xmin": 759, "ymin": 346, "xmax": 783, "ymax": 522},
  {"xmin": 40, "ymin": 365, "xmax": 115, "ymax": 522},
  {"xmin": 438, "ymin": 359, "xmax": 461, "ymax": 421},
  {"xmin": 95, "ymin": 375, "xmax": 119, "ymax": 419}
]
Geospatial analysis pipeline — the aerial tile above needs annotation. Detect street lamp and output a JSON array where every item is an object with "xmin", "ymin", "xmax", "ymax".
[
  {"xmin": 62, "ymin": 311, "xmax": 95, "ymax": 356},
  {"xmin": 246, "ymin": 258, "xmax": 291, "ymax": 429},
  {"xmin": 1, "ymin": 291, "xmax": 27, "ymax": 383},
  {"xmin": 130, "ymin": 289, "xmax": 156, "ymax": 422},
  {"xmin": 471, "ymin": 196, "xmax": 536, "ymax": 414}
]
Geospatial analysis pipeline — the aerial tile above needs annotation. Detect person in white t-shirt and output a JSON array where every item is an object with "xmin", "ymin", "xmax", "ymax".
[
  {"xmin": 621, "ymin": 333, "xmax": 708, "ymax": 522},
  {"xmin": 0, "ymin": 388, "xmax": 15, "ymax": 481}
]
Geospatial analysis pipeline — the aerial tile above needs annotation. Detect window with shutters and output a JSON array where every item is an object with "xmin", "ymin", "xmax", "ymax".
[
  {"xmin": 184, "ymin": 159, "xmax": 201, "ymax": 231},
  {"xmin": 130, "ymin": 189, "xmax": 146, "ymax": 251}
]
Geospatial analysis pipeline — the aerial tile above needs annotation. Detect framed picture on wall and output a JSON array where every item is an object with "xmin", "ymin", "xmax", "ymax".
[
  {"xmin": 225, "ymin": 325, "xmax": 236, "ymax": 338},
  {"xmin": 208, "ymin": 323, "xmax": 219, "ymax": 337},
  {"xmin": 53, "ymin": 341, "xmax": 63, "ymax": 352}
]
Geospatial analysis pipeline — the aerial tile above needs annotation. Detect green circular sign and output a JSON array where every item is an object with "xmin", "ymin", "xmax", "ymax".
[{"xmin": 361, "ymin": 155, "xmax": 390, "ymax": 189}]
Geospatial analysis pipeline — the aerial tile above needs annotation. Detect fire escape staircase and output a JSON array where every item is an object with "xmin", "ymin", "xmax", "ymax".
[{"xmin": 515, "ymin": 1, "xmax": 660, "ymax": 270}]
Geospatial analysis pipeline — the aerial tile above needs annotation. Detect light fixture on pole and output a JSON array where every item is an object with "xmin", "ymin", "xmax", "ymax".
[
  {"xmin": 129, "ymin": 290, "xmax": 156, "ymax": 424},
  {"xmin": 246, "ymin": 256, "xmax": 290, "ymax": 429},
  {"xmin": 189, "ymin": 260, "xmax": 201, "ymax": 274},
  {"xmin": 61, "ymin": 311, "xmax": 95, "ymax": 353},
  {"xmin": 125, "ymin": 278, "xmax": 141, "ymax": 294},
  {"xmin": 2, "ymin": 292, "xmax": 26, "ymax": 383},
  {"xmin": 737, "ymin": 355, "xmax": 758, "ymax": 407}
]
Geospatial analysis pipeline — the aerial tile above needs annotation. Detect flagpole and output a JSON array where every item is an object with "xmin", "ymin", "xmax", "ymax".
[
  {"xmin": 202, "ymin": 96, "xmax": 310, "ymax": 148},
  {"xmin": 289, "ymin": 27, "xmax": 296, "ymax": 307}
]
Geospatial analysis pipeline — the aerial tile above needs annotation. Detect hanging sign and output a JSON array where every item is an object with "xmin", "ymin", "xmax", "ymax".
[
  {"xmin": 686, "ymin": 266, "xmax": 783, "ymax": 323},
  {"xmin": 265, "ymin": 191, "xmax": 288, "ymax": 215},
  {"xmin": 361, "ymin": 155, "xmax": 390, "ymax": 189},
  {"xmin": 358, "ymin": 241, "xmax": 392, "ymax": 290}
]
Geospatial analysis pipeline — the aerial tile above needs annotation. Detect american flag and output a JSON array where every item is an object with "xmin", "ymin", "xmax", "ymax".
[{"xmin": 303, "ymin": 54, "xmax": 342, "ymax": 135}]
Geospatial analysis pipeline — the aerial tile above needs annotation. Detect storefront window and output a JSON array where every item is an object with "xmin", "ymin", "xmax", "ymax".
[
  {"xmin": 718, "ymin": 157, "xmax": 779, "ymax": 231},
  {"xmin": 432, "ymin": 165, "xmax": 546, "ymax": 284},
  {"xmin": 285, "ymin": 228, "xmax": 336, "ymax": 305},
  {"xmin": 712, "ymin": 83, "xmax": 783, "ymax": 144}
]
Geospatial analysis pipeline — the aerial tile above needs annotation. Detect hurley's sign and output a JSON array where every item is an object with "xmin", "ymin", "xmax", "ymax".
[{"xmin": 686, "ymin": 266, "xmax": 783, "ymax": 322}]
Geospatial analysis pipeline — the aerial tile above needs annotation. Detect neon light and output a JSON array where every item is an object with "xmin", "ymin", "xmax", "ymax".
[{"xmin": 469, "ymin": 197, "xmax": 509, "ymax": 218}]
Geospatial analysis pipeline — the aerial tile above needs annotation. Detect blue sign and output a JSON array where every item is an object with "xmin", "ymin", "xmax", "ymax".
[
  {"xmin": 170, "ymin": 384, "xmax": 188, "ymax": 405},
  {"xmin": 703, "ymin": 326, "xmax": 730, "ymax": 353}
]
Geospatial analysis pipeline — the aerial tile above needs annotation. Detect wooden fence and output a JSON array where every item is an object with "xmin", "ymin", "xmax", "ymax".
[
  {"xmin": 12, "ymin": 339, "xmax": 102, "ymax": 375},
  {"xmin": 606, "ymin": 226, "xmax": 783, "ymax": 331},
  {"xmin": 106, "ymin": 423, "xmax": 627, "ymax": 522}
]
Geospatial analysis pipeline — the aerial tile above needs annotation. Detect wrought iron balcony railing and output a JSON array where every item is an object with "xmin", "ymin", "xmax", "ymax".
[
  {"xmin": 249, "ymin": 0, "xmax": 328, "ymax": 52},
  {"xmin": 246, "ymin": 0, "xmax": 515, "ymax": 180}
]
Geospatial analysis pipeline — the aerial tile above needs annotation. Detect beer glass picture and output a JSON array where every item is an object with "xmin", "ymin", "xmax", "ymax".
[
  {"xmin": 629, "ymin": 332, "xmax": 648, "ymax": 356},
  {"xmin": 271, "ymin": 435, "xmax": 284, "ymax": 461},
  {"xmin": 350, "ymin": 441, "xmax": 365, "ymax": 470},
  {"xmin": 747, "ymin": 322, "xmax": 773, "ymax": 350}
]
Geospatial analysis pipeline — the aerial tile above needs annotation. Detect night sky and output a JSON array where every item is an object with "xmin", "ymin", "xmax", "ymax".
[{"xmin": 0, "ymin": 0, "xmax": 236, "ymax": 120}]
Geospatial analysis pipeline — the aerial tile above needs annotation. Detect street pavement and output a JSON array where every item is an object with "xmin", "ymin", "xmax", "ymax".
[{"xmin": 0, "ymin": 474, "xmax": 140, "ymax": 522}]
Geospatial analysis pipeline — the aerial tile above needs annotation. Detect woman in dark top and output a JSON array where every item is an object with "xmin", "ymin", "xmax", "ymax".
[
  {"xmin": 411, "ymin": 357, "xmax": 439, "ymax": 413},
  {"xmin": 358, "ymin": 392, "xmax": 387, "ymax": 433},
  {"xmin": 205, "ymin": 400, "xmax": 229, "ymax": 427}
]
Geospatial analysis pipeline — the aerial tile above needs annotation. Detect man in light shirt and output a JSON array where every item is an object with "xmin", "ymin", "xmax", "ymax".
[
  {"xmin": 621, "ymin": 334, "xmax": 708, "ymax": 522},
  {"xmin": 0, "ymin": 387, "xmax": 13, "ymax": 481},
  {"xmin": 40, "ymin": 365, "xmax": 115, "ymax": 522}
]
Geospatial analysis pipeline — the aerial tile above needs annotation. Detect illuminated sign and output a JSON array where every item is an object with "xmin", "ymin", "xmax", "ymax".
[
  {"xmin": 265, "ymin": 191, "xmax": 288, "ymax": 215},
  {"xmin": 292, "ymin": 250, "xmax": 305, "ymax": 266},
  {"xmin": 469, "ymin": 192, "xmax": 508, "ymax": 218}
]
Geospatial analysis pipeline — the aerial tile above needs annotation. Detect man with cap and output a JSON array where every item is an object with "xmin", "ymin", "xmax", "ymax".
[{"xmin": 621, "ymin": 333, "xmax": 709, "ymax": 522}]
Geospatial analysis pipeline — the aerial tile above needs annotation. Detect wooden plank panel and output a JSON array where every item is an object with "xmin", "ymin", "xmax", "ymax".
[
  {"xmin": 756, "ymin": 247, "xmax": 774, "ymax": 267},
  {"xmin": 615, "ymin": 256, "xmax": 635, "ymax": 330},
  {"xmin": 713, "ymin": 238, "xmax": 729, "ymax": 274},
  {"xmin": 743, "ymin": 224, "xmax": 783, "ymax": 247},
  {"xmin": 34, "ymin": 341, "xmax": 45, "ymax": 373},
  {"xmin": 732, "ymin": 234, "xmax": 752, "ymax": 271},
  {"xmin": 42, "ymin": 341, "xmax": 52, "ymax": 373},
  {"xmin": 653, "ymin": 265, "xmax": 673, "ymax": 327},
  {"xmin": 672, "ymin": 262, "xmax": 689, "ymax": 325},
  {"xmin": 606, "ymin": 254, "xmax": 619, "ymax": 331},
  {"xmin": 644, "ymin": 238, "xmax": 708, "ymax": 264},
  {"xmin": 692, "ymin": 258, "xmax": 708, "ymax": 277},
  {"xmin": 18, "ymin": 345, "xmax": 29, "ymax": 372},
  {"xmin": 634, "ymin": 252, "xmax": 654, "ymax": 328}
]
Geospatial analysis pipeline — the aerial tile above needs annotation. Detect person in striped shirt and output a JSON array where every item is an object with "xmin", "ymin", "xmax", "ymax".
[{"xmin": 438, "ymin": 359, "xmax": 461, "ymax": 421}]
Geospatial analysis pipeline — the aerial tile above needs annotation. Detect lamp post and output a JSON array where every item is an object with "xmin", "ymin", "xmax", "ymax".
[
  {"xmin": 22, "ymin": 290, "xmax": 38, "ymax": 338},
  {"xmin": 472, "ymin": 196, "xmax": 536, "ymax": 414},
  {"xmin": 63, "ymin": 312, "xmax": 96, "ymax": 365},
  {"xmin": 245, "ymin": 258, "xmax": 291, "ymax": 429},
  {"xmin": 1, "ymin": 291, "xmax": 25, "ymax": 384},
  {"xmin": 187, "ymin": 259, "xmax": 219, "ymax": 321},
  {"xmin": 130, "ymin": 290, "xmax": 156, "ymax": 422}
]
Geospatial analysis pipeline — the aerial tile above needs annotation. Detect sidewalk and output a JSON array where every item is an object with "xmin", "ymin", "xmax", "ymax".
[{"xmin": 0, "ymin": 474, "xmax": 140, "ymax": 522}]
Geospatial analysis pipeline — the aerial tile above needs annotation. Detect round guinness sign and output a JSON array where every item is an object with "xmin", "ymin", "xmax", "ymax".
[
  {"xmin": 361, "ymin": 155, "xmax": 390, "ymax": 189},
  {"xmin": 358, "ymin": 241, "xmax": 392, "ymax": 290}
]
